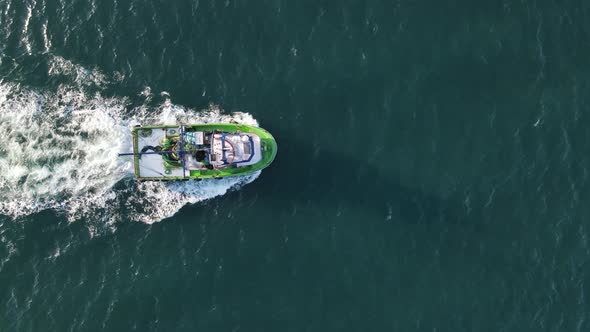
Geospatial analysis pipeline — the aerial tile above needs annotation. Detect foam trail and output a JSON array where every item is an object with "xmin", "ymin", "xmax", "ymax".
[
  {"xmin": 0, "ymin": 57, "xmax": 261, "ymax": 228},
  {"xmin": 0, "ymin": 82, "xmax": 131, "ymax": 217}
]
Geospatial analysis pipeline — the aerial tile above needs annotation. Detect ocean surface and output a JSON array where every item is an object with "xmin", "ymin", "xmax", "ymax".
[{"xmin": 1, "ymin": 0, "xmax": 589, "ymax": 331}]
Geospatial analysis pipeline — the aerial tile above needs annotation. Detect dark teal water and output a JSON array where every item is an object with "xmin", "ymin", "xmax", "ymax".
[{"xmin": 1, "ymin": 0, "xmax": 590, "ymax": 331}]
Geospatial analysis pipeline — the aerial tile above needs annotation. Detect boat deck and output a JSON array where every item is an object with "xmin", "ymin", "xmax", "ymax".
[
  {"xmin": 130, "ymin": 123, "xmax": 277, "ymax": 181},
  {"xmin": 136, "ymin": 127, "xmax": 184, "ymax": 178}
]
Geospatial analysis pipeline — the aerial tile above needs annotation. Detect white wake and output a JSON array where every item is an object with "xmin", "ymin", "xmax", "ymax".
[{"xmin": 0, "ymin": 56, "xmax": 260, "ymax": 227}]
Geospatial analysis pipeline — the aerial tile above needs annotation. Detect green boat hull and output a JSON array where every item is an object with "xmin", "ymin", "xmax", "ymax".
[{"xmin": 131, "ymin": 123, "xmax": 277, "ymax": 181}]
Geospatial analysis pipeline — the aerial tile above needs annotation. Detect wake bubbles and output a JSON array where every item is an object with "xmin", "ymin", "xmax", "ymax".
[
  {"xmin": 0, "ymin": 82, "xmax": 130, "ymax": 218},
  {"xmin": 0, "ymin": 59, "xmax": 260, "ymax": 226}
]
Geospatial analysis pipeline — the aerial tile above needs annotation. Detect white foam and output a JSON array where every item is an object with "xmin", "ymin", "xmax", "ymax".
[
  {"xmin": 48, "ymin": 56, "xmax": 107, "ymax": 87},
  {"xmin": 0, "ymin": 57, "xmax": 262, "ymax": 227},
  {"xmin": 41, "ymin": 20, "xmax": 51, "ymax": 53},
  {"xmin": 21, "ymin": 3, "xmax": 33, "ymax": 54},
  {"xmin": 133, "ymin": 99, "xmax": 259, "ymax": 127},
  {"xmin": 126, "ymin": 174, "xmax": 260, "ymax": 224},
  {"xmin": 0, "ymin": 81, "xmax": 131, "ymax": 220}
]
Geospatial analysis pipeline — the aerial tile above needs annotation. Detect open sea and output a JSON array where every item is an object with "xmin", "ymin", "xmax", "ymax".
[{"xmin": 1, "ymin": 0, "xmax": 590, "ymax": 331}]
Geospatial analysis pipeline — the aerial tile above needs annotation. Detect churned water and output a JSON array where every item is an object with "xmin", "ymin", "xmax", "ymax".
[{"xmin": 1, "ymin": 0, "xmax": 590, "ymax": 331}]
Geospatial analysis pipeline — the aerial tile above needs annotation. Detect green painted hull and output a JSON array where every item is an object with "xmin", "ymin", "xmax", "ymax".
[{"xmin": 132, "ymin": 123, "xmax": 277, "ymax": 181}]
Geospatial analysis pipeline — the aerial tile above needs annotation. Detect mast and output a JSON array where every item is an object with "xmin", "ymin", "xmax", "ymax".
[
  {"xmin": 118, "ymin": 151, "xmax": 176, "ymax": 157},
  {"xmin": 179, "ymin": 125, "xmax": 187, "ymax": 178}
]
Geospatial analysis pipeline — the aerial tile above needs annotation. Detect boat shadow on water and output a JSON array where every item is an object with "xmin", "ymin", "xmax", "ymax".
[{"xmin": 254, "ymin": 135, "xmax": 477, "ymax": 229}]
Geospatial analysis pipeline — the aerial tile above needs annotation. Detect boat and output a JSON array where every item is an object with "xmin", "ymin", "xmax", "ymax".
[{"xmin": 120, "ymin": 123, "xmax": 277, "ymax": 181}]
